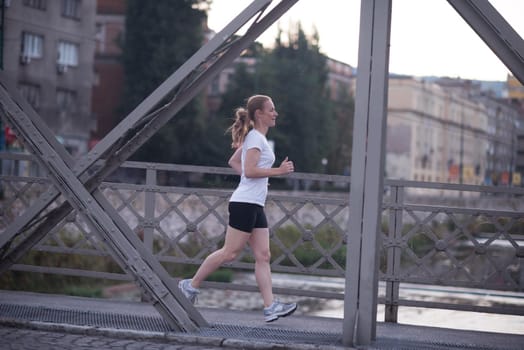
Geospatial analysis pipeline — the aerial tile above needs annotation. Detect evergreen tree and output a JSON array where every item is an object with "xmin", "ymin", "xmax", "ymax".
[
  {"xmin": 257, "ymin": 24, "xmax": 337, "ymax": 173},
  {"xmin": 216, "ymin": 25, "xmax": 353, "ymax": 174},
  {"xmin": 121, "ymin": 0, "xmax": 213, "ymax": 164},
  {"xmin": 329, "ymin": 89, "xmax": 354, "ymax": 175},
  {"xmin": 218, "ymin": 63, "xmax": 258, "ymax": 124},
  {"xmin": 214, "ymin": 42, "xmax": 267, "ymax": 158}
]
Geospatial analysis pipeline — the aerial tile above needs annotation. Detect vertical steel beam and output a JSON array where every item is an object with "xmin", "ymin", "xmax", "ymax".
[
  {"xmin": 144, "ymin": 168, "xmax": 156, "ymax": 251},
  {"xmin": 343, "ymin": 0, "xmax": 392, "ymax": 346},
  {"xmin": 384, "ymin": 185, "xmax": 403, "ymax": 323},
  {"xmin": 447, "ymin": 0, "xmax": 524, "ymax": 84}
]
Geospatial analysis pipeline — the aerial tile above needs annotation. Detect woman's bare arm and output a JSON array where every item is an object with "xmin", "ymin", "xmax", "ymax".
[
  {"xmin": 228, "ymin": 146, "xmax": 242, "ymax": 175},
  {"xmin": 243, "ymin": 148, "xmax": 294, "ymax": 178}
]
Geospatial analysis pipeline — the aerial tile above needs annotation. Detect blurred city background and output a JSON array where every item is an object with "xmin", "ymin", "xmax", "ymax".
[{"xmin": 1, "ymin": 0, "xmax": 523, "ymax": 185}]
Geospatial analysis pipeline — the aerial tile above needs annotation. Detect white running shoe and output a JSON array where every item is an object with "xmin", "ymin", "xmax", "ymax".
[
  {"xmin": 263, "ymin": 300, "xmax": 297, "ymax": 322},
  {"xmin": 178, "ymin": 279, "xmax": 200, "ymax": 304}
]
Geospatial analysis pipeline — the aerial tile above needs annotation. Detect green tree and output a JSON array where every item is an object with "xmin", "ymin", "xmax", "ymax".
[
  {"xmin": 214, "ymin": 42, "xmax": 267, "ymax": 159},
  {"xmin": 216, "ymin": 25, "xmax": 346, "ymax": 174},
  {"xmin": 121, "ymin": 0, "xmax": 219, "ymax": 165},
  {"xmin": 257, "ymin": 24, "xmax": 337, "ymax": 173},
  {"xmin": 218, "ymin": 62, "xmax": 258, "ymax": 124},
  {"xmin": 328, "ymin": 89, "xmax": 354, "ymax": 175}
]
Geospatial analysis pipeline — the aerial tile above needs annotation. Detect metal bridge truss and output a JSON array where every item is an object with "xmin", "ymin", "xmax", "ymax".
[
  {"xmin": 0, "ymin": 0, "xmax": 299, "ymax": 332},
  {"xmin": 0, "ymin": 0, "xmax": 523, "ymax": 346}
]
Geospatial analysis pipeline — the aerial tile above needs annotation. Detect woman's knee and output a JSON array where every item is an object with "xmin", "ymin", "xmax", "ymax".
[
  {"xmin": 221, "ymin": 248, "xmax": 241, "ymax": 263},
  {"xmin": 254, "ymin": 248, "xmax": 271, "ymax": 263}
]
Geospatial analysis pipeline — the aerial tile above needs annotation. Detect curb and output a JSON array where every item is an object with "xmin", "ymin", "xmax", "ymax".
[{"xmin": 0, "ymin": 318, "xmax": 353, "ymax": 350}]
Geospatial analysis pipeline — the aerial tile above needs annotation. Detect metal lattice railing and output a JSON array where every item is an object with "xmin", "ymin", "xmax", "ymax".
[{"xmin": 1, "ymin": 152, "xmax": 523, "ymax": 320}]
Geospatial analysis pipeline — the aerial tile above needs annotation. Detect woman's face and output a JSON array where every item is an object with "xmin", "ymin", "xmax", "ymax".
[{"xmin": 256, "ymin": 99, "xmax": 278, "ymax": 128}]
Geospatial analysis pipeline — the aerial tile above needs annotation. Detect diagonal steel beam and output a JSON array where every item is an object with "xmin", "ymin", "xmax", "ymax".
[
  {"xmin": 0, "ymin": 82, "xmax": 207, "ymax": 331},
  {"xmin": 98, "ymin": 0, "xmax": 300, "ymax": 170},
  {"xmin": 0, "ymin": 0, "xmax": 275, "ymax": 255},
  {"xmin": 79, "ymin": 0, "xmax": 276, "ymax": 173},
  {"xmin": 447, "ymin": 0, "xmax": 524, "ymax": 84},
  {"xmin": 0, "ymin": 0, "xmax": 299, "ymax": 332},
  {"xmin": 0, "ymin": 0, "xmax": 298, "ymax": 268},
  {"xmin": 1, "ymin": 74, "xmax": 210, "ymax": 329},
  {"xmin": 0, "ymin": 73, "xmax": 79, "ymax": 250}
]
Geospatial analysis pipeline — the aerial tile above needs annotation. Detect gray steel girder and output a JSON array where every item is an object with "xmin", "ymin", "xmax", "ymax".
[
  {"xmin": 0, "ymin": 0, "xmax": 298, "ymax": 266},
  {"xmin": 0, "ymin": 0, "xmax": 299, "ymax": 332},
  {"xmin": 447, "ymin": 0, "xmax": 524, "ymax": 84},
  {"xmin": 0, "ymin": 0, "xmax": 277, "ymax": 260},
  {"xmin": 0, "ymin": 0, "xmax": 299, "ymax": 268},
  {"xmin": 343, "ymin": 0, "xmax": 392, "ymax": 347},
  {"xmin": 1, "ymin": 0, "xmax": 521, "ymax": 345},
  {"xmin": 0, "ymin": 81, "xmax": 206, "ymax": 331}
]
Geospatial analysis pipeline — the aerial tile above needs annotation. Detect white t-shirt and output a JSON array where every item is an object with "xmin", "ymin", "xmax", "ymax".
[{"xmin": 230, "ymin": 129, "xmax": 275, "ymax": 206}]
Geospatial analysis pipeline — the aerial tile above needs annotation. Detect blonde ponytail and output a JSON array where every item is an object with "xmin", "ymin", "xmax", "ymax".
[
  {"xmin": 227, "ymin": 107, "xmax": 253, "ymax": 148},
  {"xmin": 226, "ymin": 95, "xmax": 271, "ymax": 148}
]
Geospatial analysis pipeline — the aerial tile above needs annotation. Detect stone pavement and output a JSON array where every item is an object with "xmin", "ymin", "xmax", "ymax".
[
  {"xmin": 0, "ymin": 325, "xmax": 232, "ymax": 350},
  {"xmin": 1, "ymin": 290, "xmax": 523, "ymax": 350}
]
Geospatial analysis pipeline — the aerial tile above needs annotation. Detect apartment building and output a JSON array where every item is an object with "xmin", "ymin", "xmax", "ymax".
[
  {"xmin": 91, "ymin": 0, "xmax": 125, "ymax": 142},
  {"xmin": 474, "ymin": 94, "xmax": 521, "ymax": 185},
  {"xmin": 435, "ymin": 77, "xmax": 522, "ymax": 186},
  {"xmin": 508, "ymin": 75, "xmax": 524, "ymax": 100},
  {"xmin": 386, "ymin": 77, "xmax": 489, "ymax": 186},
  {"xmin": 507, "ymin": 75, "xmax": 524, "ymax": 183},
  {"xmin": 2, "ymin": 0, "xmax": 96, "ymax": 156},
  {"xmin": 326, "ymin": 57, "xmax": 356, "ymax": 102}
]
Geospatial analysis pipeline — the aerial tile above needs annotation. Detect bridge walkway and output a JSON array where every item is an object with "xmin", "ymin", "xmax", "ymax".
[{"xmin": 0, "ymin": 290, "xmax": 522, "ymax": 350}]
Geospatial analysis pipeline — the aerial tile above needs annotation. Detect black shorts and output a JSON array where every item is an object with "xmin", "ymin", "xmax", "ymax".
[{"xmin": 228, "ymin": 202, "xmax": 268, "ymax": 233}]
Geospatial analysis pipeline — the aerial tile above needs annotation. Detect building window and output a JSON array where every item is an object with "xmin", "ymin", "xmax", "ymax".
[
  {"xmin": 56, "ymin": 89, "xmax": 77, "ymax": 112},
  {"xmin": 20, "ymin": 32, "xmax": 43, "ymax": 61},
  {"xmin": 57, "ymin": 41, "xmax": 79, "ymax": 67},
  {"xmin": 23, "ymin": 0, "xmax": 47, "ymax": 10},
  {"xmin": 18, "ymin": 83, "xmax": 41, "ymax": 110},
  {"xmin": 62, "ymin": 0, "xmax": 80, "ymax": 19}
]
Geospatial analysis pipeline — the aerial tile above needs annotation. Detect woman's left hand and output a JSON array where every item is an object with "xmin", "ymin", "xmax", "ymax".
[{"xmin": 279, "ymin": 156, "xmax": 294, "ymax": 175}]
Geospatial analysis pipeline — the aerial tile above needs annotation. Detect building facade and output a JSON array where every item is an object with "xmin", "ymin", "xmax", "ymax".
[
  {"xmin": 3, "ymin": 0, "xmax": 96, "ymax": 156},
  {"xmin": 508, "ymin": 74, "xmax": 524, "ymax": 100},
  {"xmin": 386, "ymin": 76, "xmax": 524, "ymax": 187},
  {"xmin": 326, "ymin": 57, "xmax": 356, "ymax": 102},
  {"xmin": 386, "ymin": 77, "xmax": 489, "ymax": 187},
  {"xmin": 435, "ymin": 77, "xmax": 522, "ymax": 186},
  {"xmin": 507, "ymin": 75, "xmax": 524, "ymax": 183},
  {"xmin": 91, "ymin": 0, "xmax": 126, "ymax": 143},
  {"xmin": 474, "ymin": 94, "xmax": 521, "ymax": 186}
]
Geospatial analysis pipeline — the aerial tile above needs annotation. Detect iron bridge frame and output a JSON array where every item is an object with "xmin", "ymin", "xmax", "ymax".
[{"xmin": 0, "ymin": 0, "xmax": 523, "ymax": 346}]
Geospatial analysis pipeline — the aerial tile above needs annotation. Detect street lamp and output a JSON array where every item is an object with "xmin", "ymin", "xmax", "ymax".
[{"xmin": 321, "ymin": 157, "xmax": 328, "ymax": 172}]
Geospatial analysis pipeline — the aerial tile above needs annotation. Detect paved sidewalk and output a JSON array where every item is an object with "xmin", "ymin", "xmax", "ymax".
[
  {"xmin": 1, "ymin": 290, "xmax": 523, "ymax": 350},
  {"xmin": 0, "ymin": 325, "xmax": 233, "ymax": 350}
]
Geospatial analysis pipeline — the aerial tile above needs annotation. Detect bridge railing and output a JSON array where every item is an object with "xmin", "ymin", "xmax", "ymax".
[{"xmin": 1, "ymin": 152, "xmax": 523, "ymax": 321}]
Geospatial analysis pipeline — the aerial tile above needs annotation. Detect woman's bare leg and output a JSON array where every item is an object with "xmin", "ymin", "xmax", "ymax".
[
  {"xmin": 191, "ymin": 226, "xmax": 250, "ymax": 288},
  {"xmin": 249, "ymin": 227, "xmax": 273, "ymax": 307}
]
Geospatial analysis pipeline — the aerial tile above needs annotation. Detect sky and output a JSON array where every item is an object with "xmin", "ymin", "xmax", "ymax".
[{"xmin": 206, "ymin": 0, "xmax": 524, "ymax": 82}]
